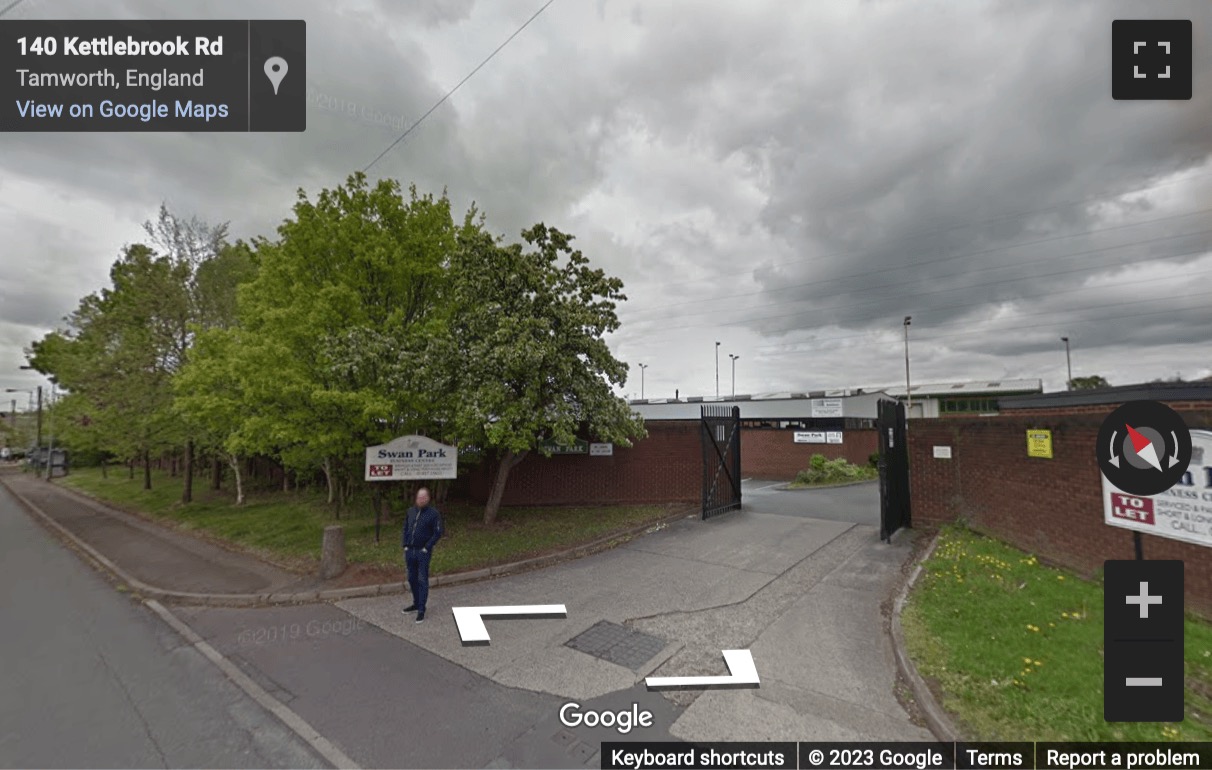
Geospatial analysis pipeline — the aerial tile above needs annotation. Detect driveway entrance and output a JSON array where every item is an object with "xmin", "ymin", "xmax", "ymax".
[{"xmin": 740, "ymin": 477, "xmax": 880, "ymax": 526}]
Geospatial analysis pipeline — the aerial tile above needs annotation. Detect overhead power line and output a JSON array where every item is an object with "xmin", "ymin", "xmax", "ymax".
[
  {"xmin": 362, "ymin": 0, "xmax": 556, "ymax": 173},
  {"xmin": 0, "ymin": 0, "xmax": 27, "ymax": 17}
]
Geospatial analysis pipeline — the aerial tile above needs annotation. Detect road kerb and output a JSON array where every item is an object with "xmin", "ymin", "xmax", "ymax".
[{"xmin": 888, "ymin": 531, "xmax": 962, "ymax": 741}]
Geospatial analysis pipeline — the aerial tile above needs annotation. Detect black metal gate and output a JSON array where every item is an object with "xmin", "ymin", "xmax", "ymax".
[
  {"xmin": 701, "ymin": 405, "xmax": 741, "ymax": 519},
  {"xmin": 877, "ymin": 399, "xmax": 911, "ymax": 541}
]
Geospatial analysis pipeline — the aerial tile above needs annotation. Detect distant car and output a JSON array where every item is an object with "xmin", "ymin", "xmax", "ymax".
[{"xmin": 0, "ymin": 447, "xmax": 11, "ymax": 460}]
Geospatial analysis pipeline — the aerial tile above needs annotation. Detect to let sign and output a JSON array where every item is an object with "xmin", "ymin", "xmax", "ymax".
[
  {"xmin": 364, "ymin": 435, "xmax": 457, "ymax": 481},
  {"xmin": 1102, "ymin": 429, "xmax": 1212, "ymax": 549}
]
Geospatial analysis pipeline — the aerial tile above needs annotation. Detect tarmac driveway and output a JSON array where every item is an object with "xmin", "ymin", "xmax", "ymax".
[
  {"xmin": 339, "ymin": 485, "xmax": 930, "ymax": 743},
  {"xmin": 741, "ymin": 477, "xmax": 880, "ymax": 526}
]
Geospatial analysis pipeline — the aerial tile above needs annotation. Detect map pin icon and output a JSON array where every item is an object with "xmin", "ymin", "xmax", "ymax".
[{"xmin": 264, "ymin": 56, "xmax": 288, "ymax": 95}]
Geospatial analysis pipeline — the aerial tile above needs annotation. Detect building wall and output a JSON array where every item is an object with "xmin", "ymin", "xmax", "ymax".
[
  {"xmin": 466, "ymin": 420, "xmax": 701, "ymax": 506},
  {"xmin": 741, "ymin": 428, "xmax": 879, "ymax": 479},
  {"xmin": 907, "ymin": 401, "xmax": 1212, "ymax": 616}
]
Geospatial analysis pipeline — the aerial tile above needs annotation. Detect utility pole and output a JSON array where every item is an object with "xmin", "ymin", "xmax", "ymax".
[
  {"xmin": 715, "ymin": 341, "xmax": 721, "ymax": 398},
  {"xmin": 638, "ymin": 363, "xmax": 647, "ymax": 399},
  {"xmin": 903, "ymin": 316, "xmax": 913, "ymax": 416},
  {"xmin": 729, "ymin": 354, "xmax": 739, "ymax": 397},
  {"xmin": 1061, "ymin": 336, "xmax": 1072, "ymax": 390}
]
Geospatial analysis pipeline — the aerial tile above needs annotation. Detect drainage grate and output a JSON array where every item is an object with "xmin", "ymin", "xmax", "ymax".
[{"xmin": 564, "ymin": 620, "xmax": 666, "ymax": 671}]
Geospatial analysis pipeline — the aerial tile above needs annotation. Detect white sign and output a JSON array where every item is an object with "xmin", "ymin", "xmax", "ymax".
[
  {"xmin": 933, "ymin": 445, "xmax": 952, "ymax": 459},
  {"xmin": 826, "ymin": 431, "xmax": 843, "ymax": 444},
  {"xmin": 589, "ymin": 442, "xmax": 613, "ymax": 456},
  {"xmin": 810, "ymin": 398, "xmax": 844, "ymax": 418},
  {"xmin": 364, "ymin": 435, "xmax": 458, "ymax": 481},
  {"xmin": 793, "ymin": 431, "xmax": 827, "ymax": 444},
  {"xmin": 1102, "ymin": 429, "xmax": 1212, "ymax": 549}
]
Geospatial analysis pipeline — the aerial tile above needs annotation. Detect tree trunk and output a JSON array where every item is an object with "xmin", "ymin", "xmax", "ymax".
[
  {"xmin": 322, "ymin": 457, "xmax": 335, "ymax": 505},
  {"xmin": 282, "ymin": 467, "xmax": 291, "ymax": 492},
  {"xmin": 181, "ymin": 439, "xmax": 194, "ymax": 504},
  {"xmin": 228, "ymin": 454, "xmax": 245, "ymax": 506},
  {"xmin": 143, "ymin": 450, "xmax": 152, "ymax": 491},
  {"xmin": 483, "ymin": 450, "xmax": 527, "ymax": 525},
  {"xmin": 128, "ymin": 459, "xmax": 134, "ymax": 479},
  {"xmin": 211, "ymin": 455, "xmax": 222, "ymax": 490},
  {"xmin": 170, "ymin": 453, "xmax": 178, "ymax": 477},
  {"xmin": 100, "ymin": 457, "xmax": 108, "ymax": 479}
]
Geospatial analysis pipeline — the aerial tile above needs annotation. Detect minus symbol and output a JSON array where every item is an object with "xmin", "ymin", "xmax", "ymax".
[{"xmin": 1125, "ymin": 677, "xmax": 1163, "ymax": 686}]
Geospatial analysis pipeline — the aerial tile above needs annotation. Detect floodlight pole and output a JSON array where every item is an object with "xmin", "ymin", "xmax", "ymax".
[
  {"xmin": 638, "ymin": 363, "xmax": 648, "ymax": 399},
  {"xmin": 729, "ymin": 354, "xmax": 739, "ymax": 397},
  {"xmin": 903, "ymin": 316, "xmax": 912, "ymax": 415},
  {"xmin": 1061, "ymin": 336, "xmax": 1072, "ymax": 390}
]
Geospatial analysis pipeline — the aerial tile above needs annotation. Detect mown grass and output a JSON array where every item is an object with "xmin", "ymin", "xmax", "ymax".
[
  {"xmin": 901, "ymin": 524, "xmax": 1212, "ymax": 741},
  {"xmin": 59, "ymin": 467, "xmax": 682, "ymax": 576}
]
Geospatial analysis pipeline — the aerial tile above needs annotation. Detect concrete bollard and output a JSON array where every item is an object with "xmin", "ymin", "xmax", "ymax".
[{"xmin": 320, "ymin": 525, "xmax": 347, "ymax": 580}]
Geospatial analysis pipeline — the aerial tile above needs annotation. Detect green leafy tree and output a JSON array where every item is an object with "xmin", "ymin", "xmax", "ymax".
[
  {"xmin": 432, "ymin": 223, "xmax": 646, "ymax": 524},
  {"xmin": 208, "ymin": 172, "xmax": 478, "ymax": 509},
  {"xmin": 27, "ymin": 244, "xmax": 189, "ymax": 489},
  {"xmin": 1069, "ymin": 375, "xmax": 1111, "ymax": 390}
]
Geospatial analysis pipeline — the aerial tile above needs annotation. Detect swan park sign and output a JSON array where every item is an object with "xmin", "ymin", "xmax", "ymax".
[{"xmin": 364, "ymin": 435, "xmax": 458, "ymax": 481}]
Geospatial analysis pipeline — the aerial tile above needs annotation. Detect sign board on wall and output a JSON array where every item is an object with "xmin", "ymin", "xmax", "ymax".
[
  {"xmin": 1027, "ymin": 429, "xmax": 1053, "ymax": 459},
  {"xmin": 1103, "ymin": 429, "xmax": 1212, "ymax": 549},
  {"xmin": 810, "ymin": 399, "xmax": 844, "ymax": 418},
  {"xmin": 364, "ymin": 435, "xmax": 458, "ymax": 481},
  {"xmin": 933, "ymin": 446, "xmax": 952, "ymax": 459},
  {"xmin": 589, "ymin": 442, "xmax": 614, "ymax": 456},
  {"xmin": 794, "ymin": 431, "xmax": 843, "ymax": 444},
  {"xmin": 540, "ymin": 438, "xmax": 589, "ymax": 455}
]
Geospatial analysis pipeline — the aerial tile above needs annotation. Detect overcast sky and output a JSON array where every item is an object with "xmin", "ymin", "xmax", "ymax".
[{"xmin": 2, "ymin": 0, "xmax": 1210, "ymax": 406}]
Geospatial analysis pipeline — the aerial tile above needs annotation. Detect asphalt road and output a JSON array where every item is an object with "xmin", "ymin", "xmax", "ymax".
[
  {"xmin": 0, "ymin": 483, "xmax": 327, "ymax": 769},
  {"xmin": 741, "ymin": 478, "xmax": 880, "ymax": 525}
]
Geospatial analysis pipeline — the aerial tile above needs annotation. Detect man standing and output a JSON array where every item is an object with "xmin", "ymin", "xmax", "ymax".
[{"xmin": 401, "ymin": 486, "xmax": 444, "ymax": 623}]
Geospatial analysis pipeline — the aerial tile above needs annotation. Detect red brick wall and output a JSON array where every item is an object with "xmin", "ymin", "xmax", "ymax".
[
  {"xmin": 466, "ymin": 421, "xmax": 701, "ymax": 506},
  {"xmin": 908, "ymin": 403, "xmax": 1212, "ymax": 616},
  {"xmin": 741, "ymin": 428, "xmax": 879, "ymax": 479}
]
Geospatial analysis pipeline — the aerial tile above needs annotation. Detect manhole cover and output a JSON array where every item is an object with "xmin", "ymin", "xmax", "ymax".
[{"xmin": 564, "ymin": 620, "xmax": 666, "ymax": 671}]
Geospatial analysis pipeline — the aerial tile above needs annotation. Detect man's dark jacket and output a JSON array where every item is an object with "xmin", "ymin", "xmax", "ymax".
[{"xmin": 402, "ymin": 505, "xmax": 444, "ymax": 551}]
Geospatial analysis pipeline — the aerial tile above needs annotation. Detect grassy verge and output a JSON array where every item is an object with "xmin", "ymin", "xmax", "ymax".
[
  {"xmin": 58, "ymin": 467, "xmax": 682, "ymax": 577},
  {"xmin": 901, "ymin": 524, "xmax": 1212, "ymax": 741}
]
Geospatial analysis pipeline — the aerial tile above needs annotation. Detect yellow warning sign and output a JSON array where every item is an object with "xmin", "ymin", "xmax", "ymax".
[{"xmin": 1027, "ymin": 429, "xmax": 1053, "ymax": 459}]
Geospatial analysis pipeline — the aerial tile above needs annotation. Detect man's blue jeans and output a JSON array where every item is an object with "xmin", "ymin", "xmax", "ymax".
[{"xmin": 405, "ymin": 548, "xmax": 431, "ymax": 612}]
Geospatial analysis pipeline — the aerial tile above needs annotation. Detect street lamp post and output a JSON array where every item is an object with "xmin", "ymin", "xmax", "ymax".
[
  {"xmin": 638, "ymin": 363, "xmax": 648, "ymax": 399},
  {"xmin": 44, "ymin": 382, "xmax": 56, "ymax": 481},
  {"xmin": 729, "ymin": 354, "xmax": 739, "ymax": 397},
  {"xmin": 715, "ymin": 342, "xmax": 721, "ymax": 398},
  {"xmin": 1061, "ymin": 336, "xmax": 1072, "ymax": 390},
  {"xmin": 903, "ymin": 316, "xmax": 913, "ymax": 416}
]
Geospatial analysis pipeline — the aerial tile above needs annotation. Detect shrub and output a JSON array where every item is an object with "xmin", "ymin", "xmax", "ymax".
[
  {"xmin": 793, "ymin": 454, "xmax": 876, "ymax": 486},
  {"xmin": 868, "ymin": 451, "xmax": 881, "ymax": 469}
]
